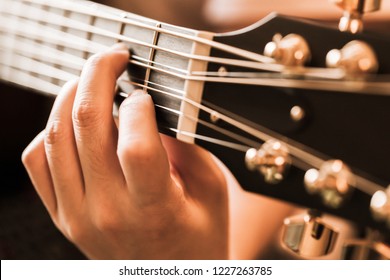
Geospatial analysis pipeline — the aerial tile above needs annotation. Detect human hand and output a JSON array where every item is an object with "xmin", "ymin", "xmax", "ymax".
[{"xmin": 22, "ymin": 44, "xmax": 228, "ymax": 259}]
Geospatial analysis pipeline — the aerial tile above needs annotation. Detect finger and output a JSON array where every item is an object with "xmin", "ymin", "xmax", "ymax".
[
  {"xmin": 44, "ymin": 79, "xmax": 84, "ymax": 212},
  {"xmin": 72, "ymin": 44, "xmax": 129, "ymax": 192},
  {"xmin": 117, "ymin": 90, "xmax": 177, "ymax": 203},
  {"xmin": 22, "ymin": 131, "xmax": 57, "ymax": 217}
]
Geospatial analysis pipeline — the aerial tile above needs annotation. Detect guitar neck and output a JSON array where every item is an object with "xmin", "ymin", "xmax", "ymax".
[{"xmin": 0, "ymin": 0, "xmax": 216, "ymax": 143}]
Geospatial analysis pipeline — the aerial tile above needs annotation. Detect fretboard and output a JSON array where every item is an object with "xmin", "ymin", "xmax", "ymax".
[{"xmin": 0, "ymin": 0, "xmax": 214, "ymax": 143}]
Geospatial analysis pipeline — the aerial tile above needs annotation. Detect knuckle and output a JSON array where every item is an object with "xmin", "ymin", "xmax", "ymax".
[
  {"xmin": 21, "ymin": 134, "xmax": 44, "ymax": 167},
  {"xmin": 93, "ymin": 208, "xmax": 122, "ymax": 234},
  {"xmin": 65, "ymin": 223, "xmax": 86, "ymax": 243},
  {"xmin": 72, "ymin": 100, "xmax": 102, "ymax": 129},
  {"xmin": 21, "ymin": 146, "xmax": 35, "ymax": 167},
  {"xmin": 117, "ymin": 141, "xmax": 156, "ymax": 166},
  {"xmin": 44, "ymin": 120, "xmax": 68, "ymax": 147},
  {"xmin": 58, "ymin": 216, "xmax": 87, "ymax": 243}
]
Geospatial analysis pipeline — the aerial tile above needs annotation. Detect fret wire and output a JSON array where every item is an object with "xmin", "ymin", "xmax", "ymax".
[
  {"xmin": 143, "ymin": 23, "xmax": 161, "ymax": 93},
  {"xmin": 116, "ymin": 13, "xmax": 126, "ymax": 44},
  {"xmin": 21, "ymin": 0, "xmax": 276, "ymax": 64},
  {"xmin": 84, "ymin": 15, "xmax": 97, "ymax": 59}
]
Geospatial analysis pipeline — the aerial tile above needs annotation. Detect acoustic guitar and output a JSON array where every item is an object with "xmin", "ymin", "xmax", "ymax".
[{"xmin": 1, "ymin": 0, "xmax": 389, "ymax": 259}]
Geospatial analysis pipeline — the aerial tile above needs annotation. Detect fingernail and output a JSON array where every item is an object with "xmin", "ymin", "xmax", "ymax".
[
  {"xmin": 131, "ymin": 89, "xmax": 145, "ymax": 96},
  {"xmin": 111, "ymin": 42, "xmax": 128, "ymax": 51}
]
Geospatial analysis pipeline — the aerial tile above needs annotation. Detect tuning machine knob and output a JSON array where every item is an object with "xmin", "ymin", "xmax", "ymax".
[
  {"xmin": 330, "ymin": 0, "xmax": 382, "ymax": 33},
  {"xmin": 264, "ymin": 33, "xmax": 311, "ymax": 67},
  {"xmin": 282, "ymin": 210, "xmax": 339, "ymax": 258},
  {"xmin": 326, "ymin": 40, "xmax": 379, "ymax": 76},
  {"xmin": 245, "ymin": 139, "xmax": 291, "ymax": 184},
  {"xmin": 304, "ymin": 160, "xmax": 354, "ymax": 208},
  {"xmin": 370, "ymin": 185, "xmax": 390, "ymax": 227}
]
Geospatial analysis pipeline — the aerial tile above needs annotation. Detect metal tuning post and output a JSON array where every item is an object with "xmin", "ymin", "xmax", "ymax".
[
  {"xmin": 282, "ymin": 210, "xmax": 339, "ymax": 258},
  {"xmin": 264, "ymin": 33, "xmax": 311, "ymax": 67},
  {"xmin": 370, "ymin": 185, "xmax": 390, "ymax": 227},
  {"xmin": 304, "ymin": 160, "xmax": 354, "ymax": 208},
  {"xmin": 326, "ymin": 40, "xmax": 379, "ymax": 75},
  {"xmin": 330, "ymin": 0, "xmax": 382, "ymax": 33},
  {"xmin": 245, "ymin": 139, "xmax": 291, "ymax": 184}
]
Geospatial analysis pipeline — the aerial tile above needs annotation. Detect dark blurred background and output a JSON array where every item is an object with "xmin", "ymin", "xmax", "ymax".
[{"xmin": 1, "ymin": 0, "xmax": 389, "ymax": 259}]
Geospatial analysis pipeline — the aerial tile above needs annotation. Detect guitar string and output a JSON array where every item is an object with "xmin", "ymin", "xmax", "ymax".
[
  {"xmin": 0, "ymin": 9, "xmax": 386, "ymax": 195},
  {"xmin": 0, "ymin": 2, "xmax": 282, "ymax": 73},
  {"xmin": 0, "ymin": 66, "xmax": 63, "ymax": 95},
  {"xmin": 23, "ymin": 0, "xmax": 385, "ymax": 82},
  {"xmin": 17, "ymin": 0, "xmax": 390, "ymax": 84},
  {"xmin": 1, "ymin": 12, "xmax": 389, "ymax": 96},
  {"xmin": 1, "ymin": 58, "xmax": 384, "ymax": 195},
  {"xmin": 140, "ymin": 103, "xmax": 255, "ymax": 151},
  {"xmin": 0, "ymin": 33, "xmax": 86, "ymax": 70},
  {"xmin": 128, "ymin": 56, "xmax": 390, "ymax": 95},
  {"xmin": 20, "ymin": 0, "xmax": 277, "ymax": 64},
  {"xmin": 3, "ymin": 0, "xmax": 357, "ymax": 80},
  {"xmin": 0, "ymin": 35, "xmax": 258, "ymax": 150},
  {"xmin": 0, "ymin": 42, "xmax": 329, "ymax": 170},
  {"xmin": 0, "ymin": 62, "xmax": 252, "ymax": 153},
  {"xmin": 120, "ymin": 79, "xmax": 389, "ymax": 196},
  {"xmin": 0, "ymin": 46, "xmax": 259, "ymax": 151},
  {"xmin": 0, "ymin": 24, "xmax": 387, "ymax": 194},
  {"xmin": 0, "ymin": 51, "xmax": 79, "ymax": 81},
  {"xmin": 1, "ymin": 22, "xmax": 389, "ymax": 96}
]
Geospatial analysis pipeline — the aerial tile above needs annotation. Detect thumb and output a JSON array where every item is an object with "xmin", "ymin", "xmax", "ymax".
[{"xmin": 117, "ymin": 90, "xmax": 177, "ymax": 203}]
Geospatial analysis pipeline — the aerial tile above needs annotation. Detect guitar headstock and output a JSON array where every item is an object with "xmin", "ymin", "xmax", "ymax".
[{"xmin": 197, "ymin": 7, "xmax": 390, "ymax": 259}]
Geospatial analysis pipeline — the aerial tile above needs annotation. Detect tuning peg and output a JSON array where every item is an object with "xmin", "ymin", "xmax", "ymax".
[
  {"xmin": 370, "ymin": 185, "xmax": 390, "ymax": 227},
  {"xmin": 282, "ymin": 210, "xmax": 339, "ymax": 258},
  {"xmin": 245, "ymin": 139, "xmax": 291, "ymax": 184},
  {"xmin": 329, "ymin": 0, "xmax": 382, "ymax": 33},
  {"xmin": 326, "ymin": 40, "xmax": 379, "ymax": 75},
  {"xmin": 304, "ymin": 160, "xmax": 354, "ymax": 208},
  {"xmin": 263, "ymin": 33, "xmax": 311, "ymax": 67},
  {"xmin": 342, "ymin": 239, "xmax": 390, "ymax": 260}
]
